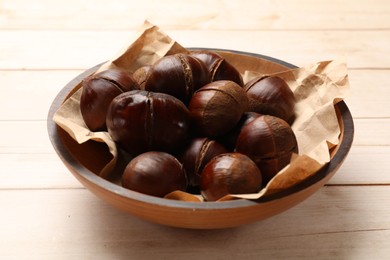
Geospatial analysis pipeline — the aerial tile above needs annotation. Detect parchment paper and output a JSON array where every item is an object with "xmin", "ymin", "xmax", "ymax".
[{"xmin": 53, "ymin": 21, "xmax": 349, "ymax": 201}]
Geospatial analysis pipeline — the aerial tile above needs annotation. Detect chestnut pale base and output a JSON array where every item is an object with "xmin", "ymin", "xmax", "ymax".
[{"xmin": 47, "ymin": 49, "xmax": 354, "ymax": 229}]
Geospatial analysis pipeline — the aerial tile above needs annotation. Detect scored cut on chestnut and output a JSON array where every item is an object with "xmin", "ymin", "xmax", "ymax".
[
  {"xmin": 188, "ymin": 80, "xmax": 248, "ymax": 137},
  {"xmin": 132, "ymin": 65, "xmax": 151, "ymax": 90},
  {"xmin": 106, "ymin": 90, "xmax": 190, "ymax": 156},
  {"xmin": 180, "ymin": 137, "xmax": 228, "ymax": 187},
  {"xmin": 200, "ymin": 152, "xmax": 262, "ymax": 201},
  {"xmin": 235, "ymin": 115, "xmax": 298, "ymax": 184},
  {"xmin": 218, "ymin": 112, "xmax": 262, "ymax": 151},
  {"xmin": 244, "ymin": 76, "xmax": 296, "ymax": 124},
  {"xmin": 80, "ymin": 69, "xmax": 139, "ymax": 131},
  {"xmin": 144, "ymin": 53, "xmax": 210, "ymax": 104},
  {"xmin": 190, "ymin": 50, "xmax": 244, "ymax": 87},
  {"xmin": 122, "ymin": 151, "xmax": 187, "ymax": 197}
]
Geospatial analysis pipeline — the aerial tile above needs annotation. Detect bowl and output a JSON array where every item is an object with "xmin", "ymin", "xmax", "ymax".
[{"xmin": 47, "ymin": 49, "xmax": 354, "ymax": 229}]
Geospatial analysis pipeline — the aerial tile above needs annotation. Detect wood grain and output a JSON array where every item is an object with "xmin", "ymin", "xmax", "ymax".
[
  {"xmin": 0, "ymin": 187, "xmax": 389, "ymax": 259},
  {"xmin": 0, "ymin": 30, "xmax": 389, "ymax": 69},
  {"xmin": 0, "ymin": 0, "xmax": 389, "ymax": 257},
  {"xmin": 1, "ymin": 0, "xmax": 389, "ymax": 30}
]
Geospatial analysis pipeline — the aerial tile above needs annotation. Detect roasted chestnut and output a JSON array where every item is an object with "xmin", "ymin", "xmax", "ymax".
[
  {"xmin": 218, "ymin": 112, "xmax": 262, "ymax": 150},
  {"xmin": 80, "ymin": 69, "xmax": 139, "ymax": 131},
  {"xmin": 244, "ymin": 76, "xmax": 296, "ymax": 124},
  {"xmin": 188, "ymin": 80, "xmax": 248, "ymax": 137},
  {"xmin": 235, "ymin": 115, "xmax": 298, "ymax": 184},
  {"xmin": 132, "ymin": 65, "xmax": 151, "ymax": 90},
  {"xmin": 144, "ymin": 54, "xmax": 210, "ymax": 104},
  {"xmin": 106, "ymin": 90, "xmax": 189, "ymax": 156},
  {"xmin": 122, "ymin": 151, "xmax": 187, "ymax": 197},
  {"xmin": 190, "ymin": 50, "xmax": 244, "ymax": 87},
  {"xmin": 200, "ymin": 153, "xmax": 262, "ymax": 201},
  {"xmin": 180, "ymin": 137, "xmax": 228, "ymax": 187}
]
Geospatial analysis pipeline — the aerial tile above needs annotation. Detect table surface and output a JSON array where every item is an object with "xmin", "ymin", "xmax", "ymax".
[{"xmin": 1, "ymin": 0, "xmax": 390, "ymax": 259}]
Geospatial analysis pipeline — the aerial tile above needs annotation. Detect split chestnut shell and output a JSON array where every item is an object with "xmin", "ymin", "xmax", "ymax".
[{"xmin": 106, "ymin": 90, "xmax": 190, "ymax": 156}]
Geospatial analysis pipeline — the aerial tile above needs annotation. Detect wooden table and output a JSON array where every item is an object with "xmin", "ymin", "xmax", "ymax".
[{"xmin": 1, "ymin": 0, "xmax": 389, "ymax": 258}]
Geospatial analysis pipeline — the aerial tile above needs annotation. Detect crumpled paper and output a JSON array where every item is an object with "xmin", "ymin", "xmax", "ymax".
[{"xmin": 53, "ymin": 21, "xmax": 349, "ymax": 201}]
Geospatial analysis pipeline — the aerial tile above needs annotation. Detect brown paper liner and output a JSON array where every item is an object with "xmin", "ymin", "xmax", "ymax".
[{"xmin": 53, "ymin": 21, "xmax": 350, "ymax": 201}]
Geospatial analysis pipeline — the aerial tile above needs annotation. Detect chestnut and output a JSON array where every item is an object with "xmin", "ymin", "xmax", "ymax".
[
  {"xmin": 218, "ymin": 112, "xmax": 262, "ymax": 151},
  {"xmin": 80, "ymin": 69, "xmax": 138, "ymax": 131},
  {"xmin": 132, "ymin": 65, "xmax": 151, "ymax": 90},
  {"xmin": 188, "ymin": 80, "xmax": 248, "ymax": 137},
  {"xmin": 244, "ymin": 76, "xmax": 296, "ymax": 124},
  {"xmin": 190, "ymin": 50, "xmax": 243, "ymax": 87},
  {"xmin": 106, "ymin": 90, "xmax": 189, "ymax": 156},
  {"xmin": 144, "ymin": 54, "xmax": 210, "ymax": 104},
  {"xmin": 200, "ymin": 153, "xmax": 262, "ymax": 201},
  {"xmin": 122, "ymin": 151, "xmax": 187, "ymax": 197},
  {"xmin": 180, "ymin": 137, "xmax": 228, "ymax": 187},
  {"xmin": 235, "ymin": 115, "xmax": 298, "ymax": 184}
]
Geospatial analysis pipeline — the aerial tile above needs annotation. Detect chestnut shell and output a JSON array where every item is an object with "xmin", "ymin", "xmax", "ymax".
[
  {"xmin": 244, "ymin": 76, "xmax": 296, "ymax": 124},
  {"xmin": 200, "ymin": 153, "xmax": 262, "ymax": 201},
  {"xmin": 188, "ymin": 80, "xmax": 248, "ymax": 137},
  {"xmin": 190, "ymin": 50, "xmax": 244, "ymax": 87},
  {"xmin": 180, "ymin": 137, "xmax": 228, "ymax": 187},
  {"xmin": 80, "ymin": 69, "xmax": 138, "ymax": 131},
  {"xmin": 106, "ymin": 90, "xmax": 189, "ymax": 156},
  {"xmin": 235, "ymin": 115, "xmax": 298, "ymax": 184},
  {"xmin": 122, "ymin": 151, "xmax": 187, "ymax": 197},
  {"xmin": 144, "ymin": 54, "xmax": 210, "ymax": 104}
]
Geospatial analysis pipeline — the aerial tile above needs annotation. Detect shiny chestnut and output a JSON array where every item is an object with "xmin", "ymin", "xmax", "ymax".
[
  {"xmin": 122, "ymin": 151, "xmax": 187, "ymax": 197},
  {"xmin": 188, "ymin": 80, "xmax": 248, "ymax": 137},
  {"xmin": 106, "ymin": 90, "xmax": 189, "ymax": 156},
  {"xmin": 190, "ymin": 50, "xmax": 243, "ymax": 87},
  {"xmin": 144, "ymin": 54, "xmax": 210, "ymax": 104},
  {"xmin": 244, "ymin": 76, "xmax": 296, "ymax": 124},
  {"xmin": 235, "ymin": 115, "xmax": 298, "ymax": 184},
  {"xmin": 180, "ymin": 137, "xmax": 228, "ymax": 187},
  {"xmin": 80, "ymin": 69, "xmax": 138, "ymax": 131},
  {"xmin": 200, "ymin": 153, "xmax": 262, "ymax": 201}
]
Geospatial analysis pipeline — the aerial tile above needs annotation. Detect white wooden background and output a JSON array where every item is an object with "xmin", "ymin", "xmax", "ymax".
[{"xmin": 1, "ymin": 0, "xmax": 389, "ymax": 259}]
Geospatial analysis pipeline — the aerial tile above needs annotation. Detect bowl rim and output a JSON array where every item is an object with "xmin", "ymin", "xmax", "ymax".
[{"xmin": 47, "ymin": 48, "xmax": 354, "ymax": 210}]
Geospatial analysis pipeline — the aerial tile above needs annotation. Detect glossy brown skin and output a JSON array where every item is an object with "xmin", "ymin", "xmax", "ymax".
[
  {"xmin": 235, "ymin": 115, "xmax": 298, "ymax": 184},
  {"xmin": 180, "ymin": 137, "xmax": 228, "ymax": 187},
  {"xmin": 80, "ymin": 69, "xmax": 138, "ymax": 131},
  {"xmin": 122, "ymin": 151, "xmax": 187, "ymax": 197},
  {"xmin": 200, "ymin": 153, "xmax": 262, "ymax": 201},
  {"xmin": 144, "ymin": 54, "xmax": 210, "ymax": 104},
  {"xmin": 188, "ymin": 80, "xmax": 248, "ymax": 137},
  {"xmin": 190, "ymin": 50, "xmax": 244, "ymax": 87},
  {"xmin": 244, "ymin": 76, "xmax": 296, "ymax": 124},
  {"xmin": 106, "ymin": 90, "xmax": 190, "ymax": 156}
]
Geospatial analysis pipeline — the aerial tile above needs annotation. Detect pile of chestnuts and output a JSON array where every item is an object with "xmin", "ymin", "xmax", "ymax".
[{"xmin": 80, "ymin": 50, "xmax": 298, "ymax": 201}]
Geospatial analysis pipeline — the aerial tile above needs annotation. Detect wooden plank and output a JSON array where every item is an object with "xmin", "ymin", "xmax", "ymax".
[
  {"xmin": 0, "ymin": 121, "xmax": 53, "ymax": 154},
  {"xmin": 0, "ymin": 186, "xmax": 389, "ymax": 259},
  {"xmin": 346, "ymin": 69, "xmax": 390, "ymax": 118},
  {"xmin": 0, "ymin": 30, "xmax": 389, "ymax": 70},
  {"xmin": 0, "ymin": 153, "xmax": 81, "ymax": 189},
  {"xmin": 328, "ymin": 146, "xmax": 390, "ymax": 185},
  {"xmin": 0, "ymin": 70, "xmax": 83, "ymax": 120},
  {"xmin": 0, "ymin": 69, "xmax": 388, "ymax": 120},
  {"xmin": 353, "ymin": 118, "xmax": 390, "ymax": 146},
  {"xmin": 1, "ymin": 0, "xmax": 390, "ymax": 30}
]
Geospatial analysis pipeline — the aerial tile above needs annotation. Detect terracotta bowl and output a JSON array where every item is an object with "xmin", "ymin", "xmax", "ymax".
[{"xmin": 47, "ymin": 49, "xmax": 354, "ymax": 229}]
